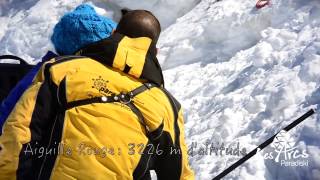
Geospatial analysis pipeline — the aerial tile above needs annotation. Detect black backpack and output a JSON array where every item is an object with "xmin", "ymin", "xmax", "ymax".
[{"xmin": 0, "ymin": 55, "xmax": 34, "ymax": 102}]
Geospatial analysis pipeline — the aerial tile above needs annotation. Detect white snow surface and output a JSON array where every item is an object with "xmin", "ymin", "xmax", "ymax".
[{"xmin": 1, "ymin": 0, "xmax": 320, "ymax": 179}]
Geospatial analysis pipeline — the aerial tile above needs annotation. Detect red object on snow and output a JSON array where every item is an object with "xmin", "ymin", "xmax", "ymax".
[{"xmin": 256, "ymin": 0, "xmax": 270, "ymax": 9}]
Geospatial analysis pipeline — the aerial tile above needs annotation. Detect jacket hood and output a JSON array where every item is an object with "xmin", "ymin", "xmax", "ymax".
[{"xmin": 76, "ymin": 33, "xmax": 164, "ymax": 87}]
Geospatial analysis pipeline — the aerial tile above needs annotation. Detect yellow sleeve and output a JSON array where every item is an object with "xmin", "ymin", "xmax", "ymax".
[
  {"xmin": 153, "ymin": 88, "xmax": 195, "ymax": 180},
  {"xmin": 177, "ymin": 109, "xmax": 195, "ymax": 180},
  {"xmin": 0, "ymin": 59, "xmax": 56, "ymax": 179},
  {"xmin": 0, "ymin": 82, "xmax": 42, "ymax": 179}
]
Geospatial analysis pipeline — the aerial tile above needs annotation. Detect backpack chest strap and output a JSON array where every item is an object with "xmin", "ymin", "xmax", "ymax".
[{"xmin": 63, "ymin": 82, "xmax": 158, "ymax": 134}]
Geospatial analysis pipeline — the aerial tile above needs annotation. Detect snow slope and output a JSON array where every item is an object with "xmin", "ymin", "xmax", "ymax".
[{"xmin": 1, "ymin": 0, "xmax": 320, "ymax": 179}]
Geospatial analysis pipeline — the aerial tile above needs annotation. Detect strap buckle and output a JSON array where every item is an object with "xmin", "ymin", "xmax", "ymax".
[{"xmin": 117, "ymin": 93, "xmax": 132, "ymax": 105}]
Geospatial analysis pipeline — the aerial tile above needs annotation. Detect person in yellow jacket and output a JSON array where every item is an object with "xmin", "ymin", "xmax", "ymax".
[{"xmin": 0, "ymin": 4, "xmax": 194, "ymax": 180}]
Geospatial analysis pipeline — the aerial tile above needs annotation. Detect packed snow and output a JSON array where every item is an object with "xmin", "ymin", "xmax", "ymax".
[{"xmin": 1, "ymin": 0, "xmax": 320, "ymax": 179}]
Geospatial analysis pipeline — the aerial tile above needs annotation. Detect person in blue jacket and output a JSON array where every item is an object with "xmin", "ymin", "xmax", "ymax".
[{"xmin": 0, "ymin": 4, "xmax": 117, "ymax": 134}]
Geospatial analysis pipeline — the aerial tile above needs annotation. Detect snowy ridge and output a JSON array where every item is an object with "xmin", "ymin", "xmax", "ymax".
[
  {"xmin": 162, "ymin": 0, "xmax": 320, "ymax": 179},
  {"xmin": 1, "ymin": 0, "xmax": 320, "ymax": 179}
]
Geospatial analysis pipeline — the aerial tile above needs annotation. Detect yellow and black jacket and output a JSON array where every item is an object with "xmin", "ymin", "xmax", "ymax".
[{"xmin": 0, "ymin": 33, "xmax": 194, "ymax": 180}]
